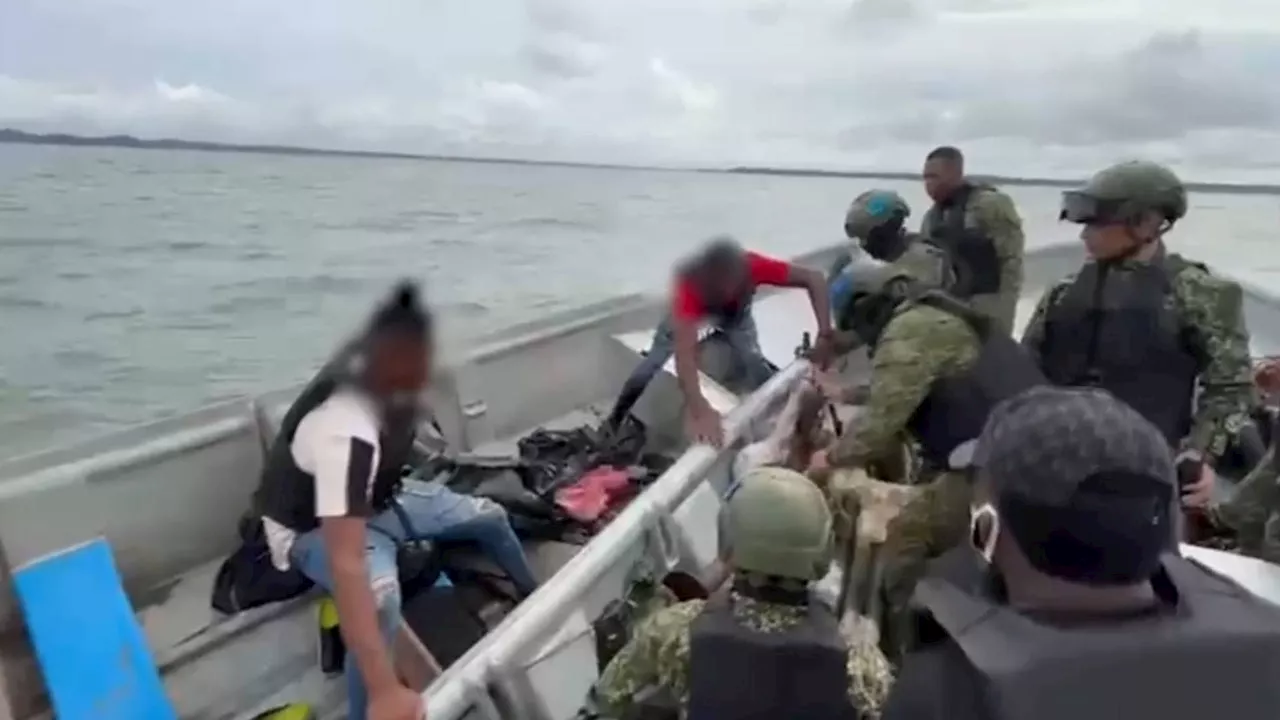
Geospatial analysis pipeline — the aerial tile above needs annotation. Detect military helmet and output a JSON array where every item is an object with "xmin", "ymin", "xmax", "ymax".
[
  {"xmin": 844, "ymin": 190, "xmax": 911, "ymax": 240},
  {"xmin": 1060, "ymin": 160, "xmax": 1187, "ymax": 226},
  {"xmin": 842, "ymin": 260, "xmax": 917, "ymax": 310},
  {"xmin": 726, "ymin": 466, "xmax": 833, "ymax": 582}
]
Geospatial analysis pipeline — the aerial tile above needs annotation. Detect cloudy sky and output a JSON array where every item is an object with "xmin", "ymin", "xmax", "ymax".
[{"xmin": 4, "ymin": 0, "xmax": 1280, "ymax": 178}]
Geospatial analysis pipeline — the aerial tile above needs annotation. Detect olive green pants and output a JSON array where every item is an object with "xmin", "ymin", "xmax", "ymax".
[{"xmin": 878, "ymin": 469, "xmax": 973, "ymax": 662}]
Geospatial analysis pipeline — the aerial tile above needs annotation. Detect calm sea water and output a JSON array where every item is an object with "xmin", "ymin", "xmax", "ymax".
[{"xmin": 2, "ymin": 144, "xmax": 1279, "ymax": 458}]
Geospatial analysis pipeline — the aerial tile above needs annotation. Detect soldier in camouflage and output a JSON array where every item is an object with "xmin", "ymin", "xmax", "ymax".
[
  {"xmin": 843, "ymin": 189, "xmax": 954, "ymax": 291},
  {"xmin": 807, "ymin": 263, "xmax": 1046, "ymax": 660},
  {"xmin": 920, "ymin": 146, "xmax": 1026, "ymax": 334},
  {"xmin": 1210, "ymin": 449, "xmax": 1280, "ymax": 561},
  {"xmin": 591, "ymin": 466, "xmax": 893, "ymax": 720},
  {"xmin": 1209, "ymin": 360, "xmax": 1280, "ymax": 559},
  {"xmin": 1021, "ymin": 160, "xmax": 1254, "ymax": 528}
]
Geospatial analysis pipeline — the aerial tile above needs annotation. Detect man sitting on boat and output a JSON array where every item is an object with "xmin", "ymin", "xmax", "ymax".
[
  {"xmin": 250, "ymin": 281, "xmax": 539, "ymax": 720},
  {"xmin": 1208, "ymin": 358, "xmax": 1280, "ymax": 560},
  {"xmin": 806, "ymin": 261, "xmax": 1047, "ymax": 660},
  {"xmin": 591, "ymin": 466, "xmax": 893, "ymax": 720},
  {"xmin": 884, "ymin": 387, "xmax": 1280, "ymax": 720},
  {"xmin": 602, "ymin": 236, "xmax": 834, "ymax": 446}
]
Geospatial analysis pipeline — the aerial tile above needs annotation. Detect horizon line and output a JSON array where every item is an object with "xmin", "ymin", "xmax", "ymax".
[{"xmin": 3, "ymin": 127, "xmax": 1279, "ymax": 194}]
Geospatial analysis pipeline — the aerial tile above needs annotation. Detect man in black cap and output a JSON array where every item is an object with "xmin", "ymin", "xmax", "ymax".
[{"xmin": 882, "ymin": 386, "xmax": 1280, "ymax": 720}]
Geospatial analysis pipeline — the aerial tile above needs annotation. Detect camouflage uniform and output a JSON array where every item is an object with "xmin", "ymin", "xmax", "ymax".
[
  {"xmin": 591, "ymin": 467, "xmax": 894, "ymax": 719},
  {"xmin": 1021, "ymin": 246, "xmax": 1253, "ymax": 464},
  {"xmin": 1211, "ymin": 452, "xmax": 1280, "ymax": 562},
  {"xmin": 825, "ymin": 299, "xmax": 983, "ymax": 658},
  {"xmin": 828, "ymin": 303, "xmax": 979, "ymax": 471},
  {"xmin": 920, "ymin": 184, "xmax": 1025, "ymax": 334},
  {"xmin": 593, "ymin": 594, "xmax": 893, "ymax": 719}
]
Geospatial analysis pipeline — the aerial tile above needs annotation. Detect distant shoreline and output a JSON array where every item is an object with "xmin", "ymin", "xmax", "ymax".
[{"xmin": 4, "ymin": 127, "xmax": 1279, "ymax": 195}]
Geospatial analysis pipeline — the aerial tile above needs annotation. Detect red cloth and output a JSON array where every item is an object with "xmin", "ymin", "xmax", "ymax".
[
  {"xmin": 555, "ymin": 467, "xmax": 634, "ymax": 523},
  {"xmin": 671, "ymin": 251, "xmax": 791, "ymax": 321}
]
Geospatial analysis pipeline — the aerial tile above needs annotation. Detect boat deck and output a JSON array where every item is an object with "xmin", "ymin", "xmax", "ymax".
[
  {"xmin": 115, "ymin": 297, "xmax": 814, "ymax": 719},
  {"xmin": 125, "ymin": 283, "xmax": 1004, "ymax": 718}
]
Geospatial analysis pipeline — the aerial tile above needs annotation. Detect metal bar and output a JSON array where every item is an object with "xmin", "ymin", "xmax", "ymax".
[{"xmin": 425, "ymin": 359, "xmax": 810, "ymax": 720}]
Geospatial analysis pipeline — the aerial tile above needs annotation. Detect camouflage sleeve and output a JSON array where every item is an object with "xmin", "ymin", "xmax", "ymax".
[
  {"xmin": 1018, "ymin": 281, "xmax": 1067, "ymax": 366},
  {"xmin": 1211, "ymin": 447, "xmax": 1280, "ymax": 548},
  {"xmin": 839, "ymin": 614, "xmax": 895, "ymax": 718},
  {"xmin": 971, "ymin": 190, "xmax": 1025, "ymax": 331},
  {"xmin": 593, "ymin": 601, "xmax": 704, "ymax": 718},
  {"xmin": 828, "ymin": 307, "xmax": 980, "ymax": 469},
  {"xmin": 1174, "ymin": 267, "xmax": 1253, "ymax": 461}
]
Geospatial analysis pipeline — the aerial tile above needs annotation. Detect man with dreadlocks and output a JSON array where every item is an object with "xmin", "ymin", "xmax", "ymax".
[
  {"xmin": 1021, "ymin": 160, "xmax": 1254, "ymax": 540},
  {"xmin": 590, "ymin": 466, "xmax": 893, "ymax": 720}
]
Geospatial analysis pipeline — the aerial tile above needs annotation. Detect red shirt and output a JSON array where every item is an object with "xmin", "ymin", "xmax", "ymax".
[{"xmin": 672, "ymin": 251, "xmax": 791, "ymax": 321}]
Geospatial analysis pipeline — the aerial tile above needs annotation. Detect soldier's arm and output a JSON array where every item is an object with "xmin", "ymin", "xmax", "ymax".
[
  {"xmin": 1175, "ymin": 268, "xmax": 1253, "ymax": 462},
  {"xmin": 828, "ymin": 309, "xmax": 977, "ymax": 468},
  {"xmin": 1018, "ymin": 281, "xmax": 1066, "ymax": 367},
  {"xmin": 972, "ymin": 190, "xmax": 1025, "ymax": 298},
  {"xmin": 840, "ymin": 615, "xmax": 895, "ymax": 717},
  {"xmin": 593, "ymin": 602, "xmax": 701, "ymax": 718},
  {"xmin": 1210, "ymin": 446, "xmax": 1280, "ymax": 543}
]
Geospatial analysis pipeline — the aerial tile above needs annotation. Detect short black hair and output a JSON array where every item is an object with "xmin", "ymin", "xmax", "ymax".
[
  {"xmin": 366, "ymin": 279, "xmax": 432, "ymax": 344},
  {"xmin": 926, "ymin": 146, "xmax": 964, "ymax": 165}
]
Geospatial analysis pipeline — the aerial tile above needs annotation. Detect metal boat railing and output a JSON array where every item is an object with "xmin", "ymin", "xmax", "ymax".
[{"xmin": 423, "ymin": 358, "xmax": 812, "ymax": 720}]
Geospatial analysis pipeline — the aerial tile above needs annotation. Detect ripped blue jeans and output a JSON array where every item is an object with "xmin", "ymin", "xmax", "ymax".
[{"xmin": 290, "ymin": 478, "xmax": 539, "ymax": 720}]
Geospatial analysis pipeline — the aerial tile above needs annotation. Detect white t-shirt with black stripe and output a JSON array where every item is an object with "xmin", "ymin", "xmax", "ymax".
[{"xmin": 263, "ymin": 389, "xmax": 383, "ymax": 571}]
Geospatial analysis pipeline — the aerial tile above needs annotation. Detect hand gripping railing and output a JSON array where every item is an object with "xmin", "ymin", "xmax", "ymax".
[{"xmin": 425, "ymin": 358, "xmax": 812, "ymax": 720}]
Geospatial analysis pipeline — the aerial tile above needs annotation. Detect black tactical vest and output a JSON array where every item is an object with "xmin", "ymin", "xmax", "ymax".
[
  {"xmin": 688, "ymin": 592, "xmax": 858, "ymax": 720},
  {"xmin": 913, "ymin": 555, "xmax": 1280, "ymax": 720},
  {"xmin": 1039, "ymin": 255, "xmax": 1199, "ymax": 446},
  {"xmin": 253, "ymin": 349, "xmax": 419, "ymax": 532},
  {"xmin": 924, "ymin": 183, "xmax": 1002, "ymax": 298},
  {"xmin": 903, "ymin": 293, "xmax": 1047, "ymax": 469}
]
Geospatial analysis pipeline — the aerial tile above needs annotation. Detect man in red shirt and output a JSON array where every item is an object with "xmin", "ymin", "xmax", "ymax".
[{"xmin": 604, "ymin": 236, "xmax": 834, "ymax": 446}]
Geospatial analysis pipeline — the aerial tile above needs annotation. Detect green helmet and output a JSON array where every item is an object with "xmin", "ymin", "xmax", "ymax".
[
  {"xmin": 836, "ymin": 261, "xmax": 917, "ymax": 332},
  {"xmin": 726, "ymin": 467, "xmax": 832, "ymax": 582},
  {"xmin": 1060, "ymin": 160, "xmax": 1187, "ymax": 226},
  {"xmin": 844, "ymin": 190, "xmax": 911, "ymax": 240}
]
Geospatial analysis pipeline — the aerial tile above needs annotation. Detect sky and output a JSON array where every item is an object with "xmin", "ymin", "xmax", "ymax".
[{"xmin": 4, "ymin": 0, "xmax": 1280, "ymax": 179}]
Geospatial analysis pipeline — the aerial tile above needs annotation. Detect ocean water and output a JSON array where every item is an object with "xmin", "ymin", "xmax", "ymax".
[{"xmin": 2, "ymin": 144, "xmax": 1279, "ymax": 458}]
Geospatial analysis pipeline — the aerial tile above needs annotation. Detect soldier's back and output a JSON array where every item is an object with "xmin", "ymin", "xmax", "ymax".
[{"xmin": 892, "ymin": 236, "xmax": 953, "ymax": 290}]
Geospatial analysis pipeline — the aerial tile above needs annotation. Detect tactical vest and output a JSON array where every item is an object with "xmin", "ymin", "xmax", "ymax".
[
  {"xmin": 253, "ymin": 348, "xmax": 418, "ymax": 532},
  {"xmin": 687, "ymin": 591, "xmax": 858, "ymax": 720},
  {"xmin": 913, "ymin": 555, "xmax": 1280, "ymax": 720},
  {"xmin": 896, "ymin": 238, "xmax": 957, "ymax": 293},
  {"xmin": 924, "ymin": 183, "xmax": 1002, "ymax": 298},
  {"xmin": 1039, "ymin": 255, "xmax": 1200, "ymax": 446},
  {"xmin": 902, "ymin": 293, "xmax": 1047, "ymax": 469}
]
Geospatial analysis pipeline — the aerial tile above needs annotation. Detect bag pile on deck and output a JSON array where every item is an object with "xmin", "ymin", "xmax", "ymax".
[{"xmin": 428, "ymin": 415, "xmax": 674, "ymax": 542}]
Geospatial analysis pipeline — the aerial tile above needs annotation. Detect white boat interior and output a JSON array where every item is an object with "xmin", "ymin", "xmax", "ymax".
[{"xmin": 0, "ymin": 242, "xmax": 1278, "ymax": 720}]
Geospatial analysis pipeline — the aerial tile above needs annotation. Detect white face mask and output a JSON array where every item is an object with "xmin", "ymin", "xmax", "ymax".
[{"xmin": 969, "ymin": 502, "xmax": 1001, "ymax": 564}]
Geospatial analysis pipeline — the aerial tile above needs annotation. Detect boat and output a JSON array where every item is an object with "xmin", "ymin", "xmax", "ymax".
[{"xmin": 0, "ymin": 242, "xmax": 1278, "ymax": 720}]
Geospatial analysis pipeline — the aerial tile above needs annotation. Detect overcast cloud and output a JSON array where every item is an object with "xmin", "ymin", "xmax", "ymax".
[{"xmin": 4, "ymin": 0, "xmax": 1280, "ymax": 178}]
